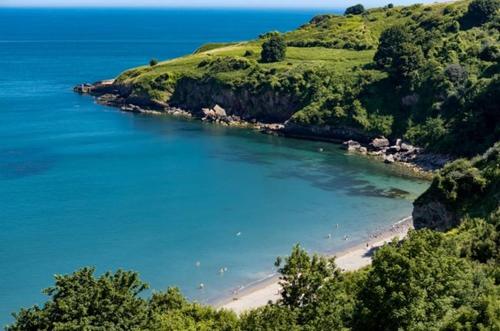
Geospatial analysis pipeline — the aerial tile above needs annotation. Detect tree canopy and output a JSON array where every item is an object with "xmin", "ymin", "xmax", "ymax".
[
  {"xmin": 260, "ymin": 34, "xmax": 287, "ymax": 63},
  {"xmin": 345, "ymin": 4, "xmax": 365, "ymax": 15}
]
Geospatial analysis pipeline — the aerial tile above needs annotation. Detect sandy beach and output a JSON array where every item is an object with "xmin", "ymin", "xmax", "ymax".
[{"xmin": 215, "ymin": 217, "xmax": 413, "ymax": 314}]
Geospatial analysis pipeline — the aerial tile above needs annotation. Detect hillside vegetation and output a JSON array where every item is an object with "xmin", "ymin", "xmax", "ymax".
[
  {"xmin": 7, "ymin": 145, "xmax": 500, "ymax": 331},
  {"xmin": 9, "ymin": 1, "xmax": 499, "ymax": 330},
  {"xmin": 112, "ymin": 0, "xmax": 499, "ymax": 157}
]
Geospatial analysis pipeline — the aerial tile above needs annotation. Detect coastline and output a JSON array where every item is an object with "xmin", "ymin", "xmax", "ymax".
[{"xmin": 213, "ymin": 216, "xmax": 413, "ymax": 314}]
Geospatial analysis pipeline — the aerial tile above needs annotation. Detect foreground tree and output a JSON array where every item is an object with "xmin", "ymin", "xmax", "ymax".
[
  {"xmin": 7, "ymin": 268, "xmax": 150, "ymax": 330},
  {"xmin": 260, "ymin": 34, "xmax": 287, "ymax": 63},
  {"xmin": 275, "ymin": 244, "xmax": 340, "ymax": 310},
  {"xmin": 354, "ymin": 230, "xmax": 499, "ymax": 330},
  {"xmin": 7, "ymin": 269, "xmax": 239, "ymax": 331}
]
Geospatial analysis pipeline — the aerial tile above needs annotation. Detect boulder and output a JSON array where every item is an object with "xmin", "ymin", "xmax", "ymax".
[
  {"xmin": 400, "ymin": 142, "xmax": 415, "ymax": 152},
  {"xmin": 213, "ymin": 104, "xmax": 227, "ymax": 117},
  {"xmin": 384, "ymin": 154, "xmax": 395, "ymax": 163},
  {"xmin": 413, "ymin": 201, "xmax": 458, "ymax": 231},
  {"xmin": 342, "ymin": 140, "xmax": 361, "ymax": 151},
  {"xmin": 370, "ymin": 137, "xmax": 390, "ymax": 150},
  {"xmin": 386, "ymin": 145, "xmax": 401, "ymax": 154}
]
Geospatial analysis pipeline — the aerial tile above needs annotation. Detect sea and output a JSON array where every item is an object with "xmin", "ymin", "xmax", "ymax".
[{"xmin": 0, "ymin": 7, "xmax": 429, "ymax": 326}]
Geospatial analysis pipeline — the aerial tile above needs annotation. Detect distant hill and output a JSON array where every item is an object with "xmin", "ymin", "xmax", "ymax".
[{"xmin": 90, "ymin": 0, "xmax": 498, "ymax": 157}]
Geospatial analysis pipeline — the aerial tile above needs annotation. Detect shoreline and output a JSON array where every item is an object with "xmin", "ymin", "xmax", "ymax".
[
  {"xmin": 213, "ymin": 216, "xmax": 413, "ymax": 314},
  {"xmin": 73, "ymin": 82, "xmax": 450, "ymax": 179}
]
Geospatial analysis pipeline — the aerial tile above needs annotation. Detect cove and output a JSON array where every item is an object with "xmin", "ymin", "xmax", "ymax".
[{"xmin": 0, "ymin": 8, "xmax": 428, "ymax": 326}]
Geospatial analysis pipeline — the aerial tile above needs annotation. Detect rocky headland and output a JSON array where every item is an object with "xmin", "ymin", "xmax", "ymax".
[{"xmin": 74, "ymin": 80, "xmax": 451, "ymax": 176}]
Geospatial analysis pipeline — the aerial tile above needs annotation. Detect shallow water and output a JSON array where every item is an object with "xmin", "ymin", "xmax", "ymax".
[{"xmin": 0, "ymin": 8, "xmax": 428, "ymax": 326}]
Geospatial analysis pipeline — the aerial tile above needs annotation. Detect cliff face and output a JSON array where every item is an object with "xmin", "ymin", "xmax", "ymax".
[
  {"xmin": 412, "ymin": 201, "xmax": 459, "ymax": 231},
  {"xmin": 169, "ymin": 77, "xmax": 302, "ymax": 123},
  {"xmin": 413, "ymin": 143, "xmax": 499, "ymax": 231}
]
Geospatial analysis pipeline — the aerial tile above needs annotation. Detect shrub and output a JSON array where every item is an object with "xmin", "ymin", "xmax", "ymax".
[
  {"xmin": 261, "ymin": 35, "xmax": 287, "ymax": 63},
  {"xmin": 243, "ymin": 50, "xmax": 254, "ymax": 57},
  {"xmin": 479, "ymin": 42, "xmax": 500, "ymax": 61},
  {"xmin": 258, "ymin": 31, "xmax": 281, "ymax": 39},
  {"xmin": 198, "ymin": 56, "xmax": 253, "ymax": 72},
  {"xmin": 345, "ymin": 4, "xmax": 365, "ymax": 15},
  {"xmin": 444, "ymin": 64, "xmax": 468, "ymax": 84},
  {"xmin": 465, "ymin": 0, "xmax": 500, "ymax": 25},
  {"xmin": 387, "ymin": 3, "xmax": 394, "ymax": 8},
  {"xmin": 149, "ymin": 58, "xmax": 159, "ymax": 66}
]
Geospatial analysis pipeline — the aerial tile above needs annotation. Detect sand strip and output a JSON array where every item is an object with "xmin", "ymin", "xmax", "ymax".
[{"xmin": 215, "ymin": 217, "xmax": 413, "ymax": 314}]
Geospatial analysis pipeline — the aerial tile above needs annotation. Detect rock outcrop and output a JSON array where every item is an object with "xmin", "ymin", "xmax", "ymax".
[
  {"xmin": 412, "ymin": 201, "xmax": 459, "ymax": 231},
  {"xmin": 73, "ymin": 80, "xmax": 452, "ymax": 174}
]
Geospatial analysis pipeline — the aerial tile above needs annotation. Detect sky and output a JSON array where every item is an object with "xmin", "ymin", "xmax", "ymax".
[{"xmin": 0, "ymin": 0, "xmax": 448, "ymax": 8}]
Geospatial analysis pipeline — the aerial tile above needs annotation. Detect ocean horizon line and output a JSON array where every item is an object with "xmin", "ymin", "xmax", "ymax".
[{"xmin": 0, "ymin": 5, "xmax": 346, "ymax": 10}]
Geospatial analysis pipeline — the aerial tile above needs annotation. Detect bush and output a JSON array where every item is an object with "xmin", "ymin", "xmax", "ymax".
[
  {"xmin": 149, "ymin": 58, "xmax": 159, "ymax": 66},
  {"xmin": 345, "ymin": 4, "xmax": 365, "ymax": 15},
  {"xmin": 261, "ymin": 35, "xmax": 287, "ymax": 63},
  {"xmin": 464, "ymin": 0, "xmax": 500, "ymax": 25},
  {"xmin": 479, "ymin": 42, "xmax": 500, "ymax": 61},
  {"xmin": 198, "ymin": 56, "xmax": 253, "ymax": 72},
  {"xmin": 243, "ymin": 50, "xmax": 254, "ymax": 57},
  {"xmin": 444, "ymin": 64, "xmax": 468, "ymax": 84},
  {"xmin": 387, "ymin": 3, "xmax": 394, "ymax": 8}
]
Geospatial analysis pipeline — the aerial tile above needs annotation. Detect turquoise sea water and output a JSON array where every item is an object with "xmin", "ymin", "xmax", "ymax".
[{"xmin": 0, "ymin": 8, "xmax": 429, "ymax": 326}]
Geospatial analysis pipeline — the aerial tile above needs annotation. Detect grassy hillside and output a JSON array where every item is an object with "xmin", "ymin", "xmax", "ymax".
[{"xmin": 111, "ymin": 0, "xmax": 498, "ymax": 157}]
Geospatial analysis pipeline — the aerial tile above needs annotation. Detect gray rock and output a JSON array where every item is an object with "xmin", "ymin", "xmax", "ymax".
[
  {"xmin": 370, "ymin": 137, "xmax": 390, "ymax": 150},
  {"xmin": 400, "ymin": 143, "xmax": 415, "ymax": 152},
  {"xmin": 213, "ymin": 104, "xmax": 227, "ymax": 117},
  {"xmin": 342, "ymin": 140, "xmax": 361, "ymax": 151},
  {"xmin": 386, "ymin": 145, "xmax": 401, "ymax": 154},
  {"xmin": 413, "ymin": 201, "xmax": 458, "ymax": 231},
  {"xmin": 384, "ymin": 154, "xmax": 395, "ymax": 163},
  {"xmin": 202, "ymin": 107, "xmax": 216, "ymax": 118}
]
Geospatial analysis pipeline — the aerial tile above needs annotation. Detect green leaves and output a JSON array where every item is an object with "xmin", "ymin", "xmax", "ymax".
[
  {"xmin": 277, "ymin": 244, "xmax": 340, "ymax": 309},
  {"xmin": 260, "ymin": 35, "xmax": 287, "ymax": 63}
]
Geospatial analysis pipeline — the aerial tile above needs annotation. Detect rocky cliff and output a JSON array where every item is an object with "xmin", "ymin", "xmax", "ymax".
[{"xmin": 413, "ymin": 143, "xmax": 499, "ymax": 231}]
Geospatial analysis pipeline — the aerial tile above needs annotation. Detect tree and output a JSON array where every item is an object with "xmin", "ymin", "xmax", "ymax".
[
  {"xmin": 149, "ymin": 58, "xmax": 159, "ymax": 66},
  {"xmin": 345, "ymin": 4, "xmax": 365, "ymax": 15},
  {"xmin": 275, "ymin": 244, "xmax": 340, "ymax": 309},
  {"xmin": 374, "ymin": 25, "xmax": 411, "ymax": 68},
  {"xmin": 261, "ymin": 34, "xmax": 287, "ymax": 63},
  {"xmin": 354, "ymin": 230, "xmax": 498, "ymax": 330},
  {"xmin": 444, "ymin": 64, "xmax": 468, "ymax": 84},
  {"xmin": 7, "ymin": 268, "xmax": 150, "ymax": 330},
  {"xmin": 463, "ymin": 0, "xmax": 500, "ymax": 26},
  {"xmin": 240, "ymin": 305, "xmax": 299, "ymax": 331},
  {"xmin": 374, "ymin": 25, "xmax": 425, "ymax": 85}
]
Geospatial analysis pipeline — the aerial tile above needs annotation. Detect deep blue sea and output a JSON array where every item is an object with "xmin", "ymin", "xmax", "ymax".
[{"xmin": 0, "ymin": 8, "xmax": 429, "ymax": 326}]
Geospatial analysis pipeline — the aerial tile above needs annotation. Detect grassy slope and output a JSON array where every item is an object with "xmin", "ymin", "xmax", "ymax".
[
  {"xmin": 115, "ymin": 1, "xmax": 463, "ymax": 100},
  {"xmin": 112, "ymin": 0, "xmax": 499, "ymax": 156}
]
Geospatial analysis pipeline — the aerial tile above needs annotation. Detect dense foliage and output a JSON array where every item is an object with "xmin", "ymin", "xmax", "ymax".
[
  {"xmin": 10, "ymin": 220, "xmax": 499, "ymax": 330},
  {"xmin": 11, "ymin": 1, "xmax": 499, "ymax": 329},
  {"xmin": 8, "ymin": 146, "xmax": 499, "ymax": 330},
  {"xmin": 344, "ymin": 4, "xmax": 365, "ymax": 15},
  {"xmin": 416, "ymin": 142, "xmax": 500, "ymax": 222},
  {"xmin": 114, "ymin": 0, "xmax": 499, "ymax": 157},
  {"xmin": 260, "ymin": 34, "xmax": 287, "ymax": 63}
]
